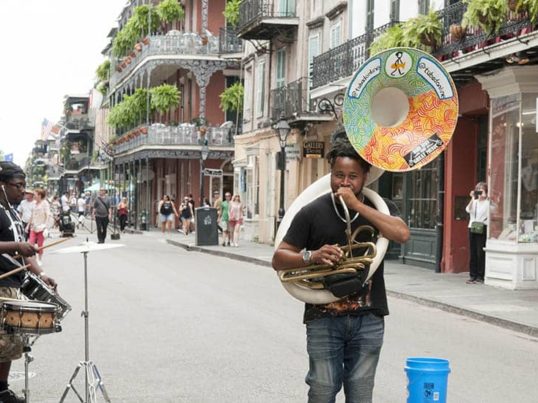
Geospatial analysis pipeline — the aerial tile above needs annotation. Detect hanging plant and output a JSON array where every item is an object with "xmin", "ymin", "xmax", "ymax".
[
  {"xmin": 369, "ymin": 24, "xmax": 407, "ymax": 55},
  {"xmin": 150, "ymin": 84, "xmax": 181, "ymax": 113},
  {"xmin": 462, "ymin": 0, "xmax": 508, "ymax": 34},
  {"xmin": 219, "ymin": 82, "xmax": 244, "ymax": 112},
  {"xmin": 223, "ymin": 0, "xmax": 242, "ymax": 28},
  {"xmin": 156, "ymin": 0, "xmax": 185, "ymax": 24},
  {"xmin": 96, "ymin": 82, "xmax": 109, "ymax": 96},
  {"xmin": 132, "ymin": 5, "xmax": 161, "ymax": 36},
  {"xmin": 96, "ymin": 59, "xmax": 111, "ymax": 82},
  {"xmin": 401, "ymin": 10, "xmax": 443, "ymax": 50}
]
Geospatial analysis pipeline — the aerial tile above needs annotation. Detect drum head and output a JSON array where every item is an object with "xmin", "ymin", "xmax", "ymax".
[
  {"xmin": 2, "ymin": 300, "xmax": 57, "ymax": 312},
  {"xmin": 343, "ymin": 47, "xmax": 459, "ymax": 172}
]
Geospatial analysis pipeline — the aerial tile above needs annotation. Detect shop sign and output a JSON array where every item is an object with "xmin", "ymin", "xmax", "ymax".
[
  {"xmin": 285, "ymin": 144, "xmax": 301, "ymax": 161},
  {"xmin": 303, "ymin": 141, "xmax": 325, "ymax": 159},
  {"xmin": 204, "ymin": 168, "xmax": 223, "ymax": 177}
]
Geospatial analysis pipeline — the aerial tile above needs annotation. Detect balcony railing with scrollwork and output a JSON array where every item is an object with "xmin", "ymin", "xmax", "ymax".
[
  {"xmin": 219, "ymin": 28, "xmax": 243, "ymax": 54},
  {"xmin": 113, "ymin": 124, "xmax": 234, "ymax": 155},
  {"xmin": 311, "ymin": 22, "xmax": 396, "ymax": 90},
  {"xmin": 110, "ymin": 32, "xmax": 222, "ymax": 88},
  {"xmin": 271, "ymin": 77, "xmax": 314, "ymax": 121},
  {"xmin": 238, "ymin": 0, "xmax": 296, "ymax": 33}
]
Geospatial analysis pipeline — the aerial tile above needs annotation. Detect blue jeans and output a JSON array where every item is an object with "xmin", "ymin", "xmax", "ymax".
[{"xmin": 305, "ymin": 314, "xmax": 385, "ymax": 403}]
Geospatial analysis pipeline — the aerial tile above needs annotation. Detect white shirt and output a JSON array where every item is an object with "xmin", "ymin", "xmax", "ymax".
[
  {"xmin": 77, "ymin": 197, "xmax": 85, "ymax": 213},
  {"xmin": 17, "ymin": 199, "xmax": 35, "ymax": 222},
  {"xmin": 466, "ymin": 198, "xmax": 490, "ymax": 228}
]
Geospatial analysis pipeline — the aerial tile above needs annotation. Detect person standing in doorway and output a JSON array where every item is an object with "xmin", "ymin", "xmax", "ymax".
[
  {"xmin": 93, "ymin": 188, "xmax": 112, "ymax": 243},
  {"xmin": 219, "ymin": 192, "xmax": 231, "ymax": 246},
  {"xmin": 465, "ymin": 181, "xmax": 490, "ymax": 284}
]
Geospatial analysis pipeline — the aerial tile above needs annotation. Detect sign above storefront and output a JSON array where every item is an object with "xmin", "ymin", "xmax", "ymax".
[
  {"xmin": 285, "ymin": 144, "xmax": 301, "ymax": 161},
  {"xmin": 204, "ymin": 168, "xmax": 223, "ymax": 177},
  {"xmin": 303, "ymin": 141, "xmax": 325, "ymax": 159}
]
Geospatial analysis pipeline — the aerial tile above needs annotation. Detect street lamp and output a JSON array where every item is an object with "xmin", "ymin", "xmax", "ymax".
[
  {"xmin": 200, "ymin": 143, "xmax": 210, "ymax": 204},
  {"xmin": 274, "ymin": 114, "xmax": 291, "ymax": 227}
]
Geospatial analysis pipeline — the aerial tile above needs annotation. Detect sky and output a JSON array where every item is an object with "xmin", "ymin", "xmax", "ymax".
[{"xmin": 0, "ymin": 0, "xmax": 126, "ymax": 166}]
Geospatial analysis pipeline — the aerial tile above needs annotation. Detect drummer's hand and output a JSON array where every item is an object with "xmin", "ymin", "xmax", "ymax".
[
  {"xmin": 41, "ymin": 274, "xmax": 57, "ymax": 290},
  {"xmin": 16, "ymin": 242, "xmax": 37, "ymax": 257}
]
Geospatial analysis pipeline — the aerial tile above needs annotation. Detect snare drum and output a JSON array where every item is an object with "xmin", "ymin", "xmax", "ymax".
[
  {"xmin": 20, "ymin": 272, "xmax": 72, "ymax": 320},
  {"xmin": 1, "ymin": 300, "xmax": 59, "ymax": 334}
]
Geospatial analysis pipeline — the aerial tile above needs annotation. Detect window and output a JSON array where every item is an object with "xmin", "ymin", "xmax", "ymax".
[
  {"xmin": 308, "ymin": 34, "xmax": 321, "ymax": 89},
  {"xmin": 418, "ymin": 0, "xmax": 430, "ymax": 14},
  {"xmin": 407, "ymin": 159, "xmax": 439, "ymax": 229},
  {"xmin": 329, "ymin": 20, "xmax": 341, "ymax": 49},
  {"xmin": 390, "ymin": 0, "xmax": 400, "ymax": 21},
  {"xmin": 279, "ymin": 0, "xmax": 296, "ymax": 17},
  {"xmin": 256, "ymin": 60, "xmax": 266, "ymax": 117},
  {"xmin": 276, "ymin": 48, "xmax": 286, "ymax": 88},
  {"xmin": 366, "ymin": 0, "xmax": 374, "ymax": 31}
]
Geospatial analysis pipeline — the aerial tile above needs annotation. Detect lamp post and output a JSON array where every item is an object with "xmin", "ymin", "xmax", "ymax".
[
  {"xmin": 200, "ymin": 143, "xmax": 210, "ymax": 204},
  {"xmin": 274, "ymin": 114, "xmax": 291, "ymax": 228}
]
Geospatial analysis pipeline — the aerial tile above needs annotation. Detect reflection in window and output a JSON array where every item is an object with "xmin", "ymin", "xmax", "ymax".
[{"xmin": 408, "ymin": 159, "xmax": 438, "ymax": 229}]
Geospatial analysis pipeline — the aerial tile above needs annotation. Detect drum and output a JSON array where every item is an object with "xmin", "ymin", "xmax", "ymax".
[
  {"xmin": 20, "ymin": 272, "xmax": 72, "ymax": 320},
  {"xmin": 1, "ymin": 300, "xmax": 59, "ymax": 334}
]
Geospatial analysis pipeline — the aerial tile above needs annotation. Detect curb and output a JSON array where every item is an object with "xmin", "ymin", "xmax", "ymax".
[{"xmin": 166, "ymin": 239, "xmax": 538, "ymax": 337}]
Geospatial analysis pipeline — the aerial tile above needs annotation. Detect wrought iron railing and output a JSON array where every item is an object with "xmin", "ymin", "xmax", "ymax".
[
  {"xmin": 113, "ymin": 124, "xmax": 233, "ymax": 154},
  {"xmin": 65, "ymin": 114, "xmax": 93, "ymax": 130},
  {"xmin": 271, "ymin": 77, "xmax": 313, "ymax": 121},
  {"xmin": 110, "ymin": 32, "xmax": 222, "ymax": 87},
  {"xmin": 238, "ymin": 0, "xmax": 296, "ymax": 34},
  {"xmin": 311, "ymin": 22, "xmax": 396, "ymax": 90},
  {"xmin": 219, "ymin": 28, "xmax": 243, "ymax": 54}
]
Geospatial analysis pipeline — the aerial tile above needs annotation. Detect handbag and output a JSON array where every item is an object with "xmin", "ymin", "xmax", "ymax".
[{"xmin": 470, "ymin": 221, "xmax": 485, "ymax": 234}]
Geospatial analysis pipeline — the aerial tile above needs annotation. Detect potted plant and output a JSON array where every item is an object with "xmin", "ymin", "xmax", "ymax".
[
  {"xmin": 223, "ymin": 0, "xmax": 242, "ymax": 28},
  {"xmin": 402, "ymin": 10, "xmax": 443, "ymax": 49},
  {"xmin": 462, "ymin": 0, "xmax": 508, "ymax": 34},
  {"xmin": 369, "ymin": 24, "xmax": 406, "ymax": 56},
  {"xmin": 519, "ymin": 0, "xmax": 538, "ymax": 23},
  {"xmin": 219, "ymin": 82, "xmax": 244, "ymax": 113},
  {"xmin": 156, "ymin": 0, "xmax": 185, "ymax": 30},
  {"xmin": 150, "ymin": 84, "xmax": 181, "ymax": 121},
  {"xmin": 96, "ymin": 59, "xmax": 111, "ymax": 82}
]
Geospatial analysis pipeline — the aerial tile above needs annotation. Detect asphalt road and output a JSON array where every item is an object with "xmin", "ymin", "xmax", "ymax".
[{"xmin": 8, "ymin": 229, "xmax": 538, "ymax": 402}]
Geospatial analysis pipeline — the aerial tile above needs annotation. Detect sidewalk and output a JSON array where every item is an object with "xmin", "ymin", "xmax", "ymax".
[{"xmin": 145, "ymin": 228, "xmax": 538, "ymax": 337}]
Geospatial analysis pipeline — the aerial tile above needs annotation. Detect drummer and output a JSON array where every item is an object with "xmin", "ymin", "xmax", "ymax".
[{"xmin": 0, "ymin": 161, "xmax": 56, "ymax": 403}]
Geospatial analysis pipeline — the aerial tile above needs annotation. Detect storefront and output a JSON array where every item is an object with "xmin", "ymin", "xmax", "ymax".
[{"xmin": 477, "ymin": 66, "xmax": 538, "ymax": 289}]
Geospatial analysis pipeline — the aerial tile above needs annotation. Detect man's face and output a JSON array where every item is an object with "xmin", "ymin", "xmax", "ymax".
[
  {"xmin": 225, "ymin": 193, "xmax": 231, "ymax": 201},
  {"xmin": 330, "ymin": 157, "xmax": 367, "ymax": 195},
  {"xmin": 1, "ymin": 178, "xmax": 26, "ymax": 205}
]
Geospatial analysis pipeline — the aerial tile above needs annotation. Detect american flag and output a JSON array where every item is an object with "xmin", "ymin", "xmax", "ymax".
[{"xmin": 40, "ymin": 118, "xmax": 54, "ymax": 140}]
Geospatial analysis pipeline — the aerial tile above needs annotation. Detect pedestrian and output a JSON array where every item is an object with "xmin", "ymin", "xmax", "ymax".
[
  {"xmin": 27, "ymin": 188, "xmax": 50, "ymax": 266},
  {"xmin": 212, "ymin": 191, "xmax": 223, "ymax": 235},
  {"xmin": 16, "ymin": 190, "xmax": 34, "ymax": 240},
  {"xmin": 60, "ymin": 191, "xmax": 70, "ymax": 213},
  {"xmin": 179, "ymin": 196, "xmax": 194, "ymax": 236},
  {"xmin": 84, "ymin": 191, "xmax": 92, "ymax": 216},
  {"xmin": 228, "ymin": 194, "xmax": 244, "ymax": 247},
  {"xmin": 117, "ymin": 197, "xmax": 129, "ymax": 232},
  {"xmin": 50, "ymin": 195, "xmax": 61, "ymax": 230},
  {"xmin": 0, "ymin": 161, "xmax": 56, "ymax": 403},
  {"xmin": 69, "ymin": 192, "xmax": 77, "ymax": 213},
  {"xmin": 219, "ymin": 192, "xmax": 232, "ymax": 246},
  {"xmin": 158, "ymin": 195, "xmax": 178, "ymax": 234},
  {"xmin": 465, "ymin": 181, "xmax": 490, "ymax": 284},
  {"xmin": 92, "ymin": 188, "xmax": 112, "ymax": 243},
  {"xmin": 202, "ymin": 197, "xmax": 211, "ymax": 207},
  {"xmin": 272, "ymin": 136, "xmax": 410, "ymax": 403},
  {"xmin": 76, "ymin": 194, "xmax": 85, "ymax": 229}
]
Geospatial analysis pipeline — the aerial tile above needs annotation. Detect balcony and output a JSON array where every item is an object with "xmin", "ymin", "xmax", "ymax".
[
  {"xmin": 65, "ymin": 114, "xmax": 94, "ymax": 131},
  {"xmin": 110, "ymin": 32, "xmax": 227, "ymax": 88},
  {"xmin": 237, "ymin": 0, "xmax": 299, "ymax": 40},
  {"xmin": 64, "ymin": 155, "xmax": 91, "ymax": 173},
  {"xmin": 113, "ymin": 124, "xmax": 234, "ymax": 155},
  {"xmin": 219, "ymin": 28, "xmax": 243, "ymax": 55},
  {"xmin": 310, "ymin": 4, "xmax": 538, "ymax": 92},
  {"xmin": 311, "ymin": 22, "xmax": 396, "ymax": 91},
  {"xmin": 270, "ymin": 77, "xmax": 333, "ymax": 125}
]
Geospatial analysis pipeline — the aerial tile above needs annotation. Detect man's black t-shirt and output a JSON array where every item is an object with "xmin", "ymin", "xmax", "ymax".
[
  {"xmin": 0, "ymin": 205, "xmax": 26, "ymax": 288},
  {"xmin": 283, "ymin": 193, "xmax": 389, "ymax": 323}
]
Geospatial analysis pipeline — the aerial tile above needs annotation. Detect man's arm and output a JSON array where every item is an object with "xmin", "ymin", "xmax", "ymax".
[{"xmin": 272, "ymin": 241, "xmax": 344, "ymax": 271}]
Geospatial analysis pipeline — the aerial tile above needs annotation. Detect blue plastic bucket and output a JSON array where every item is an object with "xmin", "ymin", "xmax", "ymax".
[{"xmin": 405, "ymin": 357, "xmax": 451, "ymax": 403}]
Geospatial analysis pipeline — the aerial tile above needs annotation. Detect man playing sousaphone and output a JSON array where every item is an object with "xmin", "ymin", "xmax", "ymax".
[
  {"xmin": 273, "ymin": 136, "xmax": 409, "ymax": 402},
  {"xmin": 0, "ymin": 161, "xmax": 57, "ymax": 403}
]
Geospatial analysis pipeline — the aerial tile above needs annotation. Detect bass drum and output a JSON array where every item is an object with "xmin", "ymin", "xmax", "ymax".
[{"xmin": 274, "ymin": 174, "xmax": 389, "ymax": 304}]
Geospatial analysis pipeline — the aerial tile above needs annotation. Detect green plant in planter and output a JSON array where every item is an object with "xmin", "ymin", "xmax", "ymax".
[
  {"xmin": 519, "ymin": 0, "xmax": 538, "ymax": 23},
  {"xmin": 96, "ymin": 59, "xmax": 111, "ymax": 82},
  {"xmin": 132, "ymin": 5, "xmax": 161, "ymax": 36},
  {"xmin": 462, "ymin": 0, "xmax": 508, "ymax": 34},
  {"xmin": 223, "ymin": 0, "xmax": 242, "ymax": 28},
  {"xmin": 107, "ymin": 88, "xmax": 150, "ymax": 129},
  {"xmin": 112, "ymin": 24, "xmax": 137, "ymax": 57},
  {"xmin": 219, "ymin": 82, "xmax": 244, "ymax": 112},
  {"xmin": 402, "ymin": 10, "xmax": 443, "ymax": 50},
  {"xmin": 369, "ymin": 24, "xmax": 407, "ymax": 55},
  {"xmin": 156, "ymin": 0, "xmax": 185, "ymax": 24},
  {"xmin": 150, "ymin": 84, "xmax": 181, "ymax": 113}
]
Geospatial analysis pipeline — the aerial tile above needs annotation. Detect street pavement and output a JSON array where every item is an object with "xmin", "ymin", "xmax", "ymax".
[{"xmin": 162, "ymin": 228, "xmax": 538, "ymax": 338}]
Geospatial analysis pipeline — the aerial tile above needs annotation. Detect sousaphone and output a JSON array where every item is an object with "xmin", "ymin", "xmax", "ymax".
[{"xmin": 275, "ymin": 48, "xmax": 459, "ymax": 304}]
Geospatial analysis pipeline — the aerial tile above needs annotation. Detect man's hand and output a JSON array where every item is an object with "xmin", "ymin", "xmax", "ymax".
[
  {"xmin": 312, "ymin": 244, "xmax": 343, "ymax": 266},
  {"xmin": 41, "ymin": 274, "xmax": 57, "ymax": 290},
  {"xmin": 16, "ymin": 242, "xmax": 37, "ymax": 257},
  {"xmin": 335, "ymin": 187, "xmax": 361, "ymax": 210}
]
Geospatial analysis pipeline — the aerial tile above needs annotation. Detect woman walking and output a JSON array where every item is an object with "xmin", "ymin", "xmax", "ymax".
[
  {"xmin": 228, "ymin": 194, "xmax": 244, "ymax": 247},
  {"xmin": 28, "ymin": 188, "xmax": 50, "ymax": 265},
  {"xmin": 158, "ymin": 195, "xmax": 178, "ymax": 234},
  {"xmin": 180, "ymin": 196, "xmax": 194, "ymax": 235},
  {"xmin": 117, "ymin": 197, "xmax": 129, "ymax": 232}
]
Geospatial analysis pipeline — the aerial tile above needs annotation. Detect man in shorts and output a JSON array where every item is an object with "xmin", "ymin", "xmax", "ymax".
[
  {"xmin": 218, "ymin": 192, "xmax": 231, "ymax": 246},
  {"xmin": 0, "ymin": 161, "xmax": 57, "ymax": 403}
]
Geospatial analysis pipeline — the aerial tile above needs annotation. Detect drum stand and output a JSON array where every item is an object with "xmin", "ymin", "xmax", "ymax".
[
  {"xmin": 21, "ymin": 334, "xmax": 37, "ymax": 403},
  {"xmin": 60, "ymin": 250, "xmax": 110, "ymax": 403}
]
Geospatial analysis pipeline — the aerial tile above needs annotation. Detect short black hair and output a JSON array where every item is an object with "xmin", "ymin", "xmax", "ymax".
[
  {"xmin": 326, "ymin": 132, "xmax": 371, "ymax": 174},
  {"xmin": 0, "ymin": 161, "xmax": 25, "ymax": 182}
]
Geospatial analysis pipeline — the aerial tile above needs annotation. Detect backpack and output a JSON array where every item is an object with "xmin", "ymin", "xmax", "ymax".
[{"xmin": 160, "ymin": 201, "xmax": 173, "ymax": 215}]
